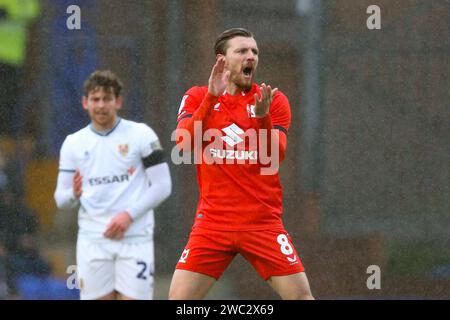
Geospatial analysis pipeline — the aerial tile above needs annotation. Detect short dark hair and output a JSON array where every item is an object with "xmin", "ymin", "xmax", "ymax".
[
  {"xmin": 214, "ymin": 28, "xmax": 254, "ymax": 55},
  {"xmin": 83, "ymin": 70, "xmax": 123, "ymax": 97}
]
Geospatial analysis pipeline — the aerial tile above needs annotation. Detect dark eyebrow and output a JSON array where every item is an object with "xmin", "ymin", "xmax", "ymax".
[{"xmin": 234, "ymin": 46, "xmax": 258, "ymax": 52}]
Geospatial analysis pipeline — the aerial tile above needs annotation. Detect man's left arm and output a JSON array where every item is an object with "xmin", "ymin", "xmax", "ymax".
[
  {"xmin": 104, "ymin": 127, "xmax": 172, "ymax": 240},
  {"xmin": 254, "ymin": 86, "xmax": 291, "ymax": 162},
  {"xmin": 126, "ymin": 155, "xmax": 172, "ymax": 220},
  {"xmin": 104, "ymin": 161, "xmax": 172, "ymax": 240}
]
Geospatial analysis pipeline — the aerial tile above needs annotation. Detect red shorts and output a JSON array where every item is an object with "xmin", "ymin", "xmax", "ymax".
[{"xmin": 175, "ymin": 226, "xmax": 305, "ymax": 280}]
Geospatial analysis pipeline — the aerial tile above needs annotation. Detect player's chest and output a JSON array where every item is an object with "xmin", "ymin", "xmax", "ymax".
[
  {"xmin": 74, "ymin": 137, "xmax": 140, "ymax": 168},
  {"xmin": 204, "ymin": 97, "xmax": 258, "ymax": 132}
]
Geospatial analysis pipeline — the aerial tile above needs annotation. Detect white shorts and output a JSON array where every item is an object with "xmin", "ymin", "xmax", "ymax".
[{"xmin": 76, "ymin": 238, "xmax": 154, "ymax": 300}]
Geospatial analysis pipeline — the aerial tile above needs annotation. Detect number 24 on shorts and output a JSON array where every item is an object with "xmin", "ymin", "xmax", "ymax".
[{"xmin": 136, "ymin": 261, "xmax": 154, "ymax": 280}]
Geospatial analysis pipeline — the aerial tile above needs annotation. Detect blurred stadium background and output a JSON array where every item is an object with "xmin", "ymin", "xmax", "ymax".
[{"xmin": 0, "ymin": 0, "xmax": 448, "ymax": 299}]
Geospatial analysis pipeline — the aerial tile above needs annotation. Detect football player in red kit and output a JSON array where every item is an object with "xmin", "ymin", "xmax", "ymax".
[{"xmin": 169, "ymin": 28, "xmax": 314, "ymax": 300}]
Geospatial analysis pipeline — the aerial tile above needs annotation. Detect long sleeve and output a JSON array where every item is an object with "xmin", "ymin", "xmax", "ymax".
[
  {"xmin": 54, "ymin": 135, "xmax": 79, "ymax": 209},
  {"xmin": 255, "ymin": 91, "xmax": 291, "ymax": 163},
  {"xmin": 54, "ymin": 171, "xmax": 79, "ymax": 210},
  {"xmin": 176, "ymin": 91, "xmax": 219, "ymax": 151},
  {"xmin": 126, "ymin": 162, "xmax": 172, "ymax": 220},
  {"xmin": 256, "ymin": 115, "xmax": 288, "ymax": 162}
]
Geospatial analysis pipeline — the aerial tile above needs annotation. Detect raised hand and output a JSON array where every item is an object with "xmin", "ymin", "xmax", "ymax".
[
  {"xmin": 253, "ymin": 83, "xmax": 278, "ymax": 118},
  {"xmin": 208, "ymin": 56, "xmax": 230, "ymax": 97}
]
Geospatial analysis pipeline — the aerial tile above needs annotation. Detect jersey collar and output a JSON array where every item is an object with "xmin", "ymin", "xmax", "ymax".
[
  {"xmin": 89, "ymin": 117, "xmax": 122, "ymax": 136},
  {"xmin": 223, "ymin": 84, "xmax": 257, "ymax": 98}
]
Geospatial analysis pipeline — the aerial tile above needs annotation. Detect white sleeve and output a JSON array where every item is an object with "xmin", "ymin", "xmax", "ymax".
[
  {"xmin": 58, "ymin": 135, "xmax": 77, "ymax": 171},
  {"xmin": 126, "ymin": 162, "xmax": 172, "ymax": 219},
  {"xmin": 125, "ymin": 124, "xmax": 171, "ymax": 219},
  {"xmin": 54, "ymin": 170, "xmax": 79, "ymax": 209},
  {"xmin": 138, "ymin": 124, "xmax": 161, "ymax": 158},
  {"xmin": 54, "ymin": 136, "xmax": 79, "ymax": 209}
]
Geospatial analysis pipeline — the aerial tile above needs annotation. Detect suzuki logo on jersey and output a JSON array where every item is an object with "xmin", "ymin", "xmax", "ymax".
[
  {"xmin": 207, "ymin": 123, "xmax": 259, "ymax": 162},
  {"xmin": 221, "ymin": 123, "xmax": 244, "ymax": 147},
  {"xmin": 172, "ymin": 120, "xmax": 281, "ymax": 175},
  {"xmin": 210, "ymin": 149, "xmax": 257, "ymax": 161}
]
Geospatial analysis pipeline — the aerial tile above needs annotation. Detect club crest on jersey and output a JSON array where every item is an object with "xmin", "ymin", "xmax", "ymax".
[
  {"xmin": 213, "ymin": 102, "xmax": 221, "ymax": 111},
  {"xmin": 118, "ymin": 144, "xmax": 129, "ymax": 156},
  {"xmin": 247, "ymin": 104, "xmax": 256, "ymax": 118}
]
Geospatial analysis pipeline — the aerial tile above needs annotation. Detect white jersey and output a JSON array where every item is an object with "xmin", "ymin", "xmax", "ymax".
[{"xmin": 58, "ymin": 118, "xmax": 160, "ymax": 242}]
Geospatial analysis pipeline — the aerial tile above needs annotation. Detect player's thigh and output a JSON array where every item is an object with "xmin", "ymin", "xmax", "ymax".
[
  {"xmin": 169, "ymin": 269, "xmax": 216, "ymax": 300},
  {"xmin": 115, "ymin": 241, "xmax": 154, "ymax": 300},
  {"xmin": 267, "ymin": 272, "xmax": 314, "ymax": 300},
  {"xmin": 76, "ymin": 239, "xmax": 115, "ymax": 300},
  {"xmin": 238, "ymin": 228, "xmax": 305, "ymax": 280},
  {"xmin": 174, "ymin": 227, "xmax": 236, "ymax": 281}
]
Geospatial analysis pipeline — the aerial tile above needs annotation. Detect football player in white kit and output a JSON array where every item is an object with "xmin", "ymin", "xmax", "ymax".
[{"xmin": 54, "ymin": 70, "xmax": 172, "ymax": 300}]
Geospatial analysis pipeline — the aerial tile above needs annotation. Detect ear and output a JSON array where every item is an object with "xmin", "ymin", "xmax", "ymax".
[
  {"xmin": 82, "ymin": 96, "xmax": 88, "ymax": 110},
  {"xmin": 216, "ymin": 53, "xmax": 228, "ymax": 68},
  {"xmin": 116, "ymin": 96, "xmax": 123, "ymax": 109}
]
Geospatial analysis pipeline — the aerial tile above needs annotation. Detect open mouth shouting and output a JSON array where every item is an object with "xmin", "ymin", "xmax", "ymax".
[{"xmin": 242, "ymin": 65, "xmax": 253, "ymax": 79}]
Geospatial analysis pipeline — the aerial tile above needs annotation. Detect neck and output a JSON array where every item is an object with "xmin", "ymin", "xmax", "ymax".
[
  {"xmin": 226, "ymin": 82, "xmax": 243, "ymax": 96},
  {"xmin": 92, "ymin": 117, "xmax": 119, "ymax": 133},
  {"xmin": 226, "ymin": 82, "xmax": 253, "ymax": 96}
]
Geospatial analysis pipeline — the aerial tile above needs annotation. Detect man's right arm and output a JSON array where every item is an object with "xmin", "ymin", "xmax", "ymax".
[
  {"xmin": 175, "ymin": 57, "xmax": 229, "ymax": 151},
  {"xmin": 54, "ymin": 136, "xmax": 80, "ymax": 209},
  {"xmin": 175, "ymin": 92, "xmax": 219, "ymax": 150},
  {"xmin": 54, "ymin": 171, "xmax": 79, "ymax": 209}
]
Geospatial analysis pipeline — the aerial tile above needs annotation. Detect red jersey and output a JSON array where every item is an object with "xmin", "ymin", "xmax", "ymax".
[{"xmin": 176, "ymin": 84, "xmax": 291, "ymax": 231}]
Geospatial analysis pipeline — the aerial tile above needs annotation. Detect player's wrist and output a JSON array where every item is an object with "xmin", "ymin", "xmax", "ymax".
[
  {"xmin": 125, "ymin": 209, "xmax": 136, "ymax": 221},
  {"xmin": 254, "ymin": 112, "xmax": 269, "ymax": 118},
  {"xmin": 255, "ymin": 114, "xmax": 272, "ymax": 128},
  {"xmin": 125, "ymin": 211, "xmax": 133, "ymax": 221},
  {"xmin": 199, "ymin": 93, "xmax": 220, "ymax": 113},
  {"xmin": 72, "ymin": 186, "xmax": 82, "ymax": 198},
  {"xmin": 68, "ymin": 193, "xmax": 80, "ymax": 208},
  {"xmin": 206, "ymin": 91, "xmax": 220, "ymax": 99}
]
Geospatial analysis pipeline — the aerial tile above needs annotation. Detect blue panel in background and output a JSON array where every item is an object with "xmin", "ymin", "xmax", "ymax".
[{"xmin": 48, "ymin": 6, "xmax": 98, "ymax": 156}]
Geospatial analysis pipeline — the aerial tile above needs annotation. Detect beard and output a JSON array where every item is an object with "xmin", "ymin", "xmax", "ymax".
[{"xmin": 232, "ymin": 74, "xmax": 253, "ymax": 92}]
